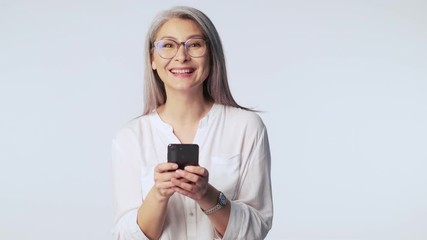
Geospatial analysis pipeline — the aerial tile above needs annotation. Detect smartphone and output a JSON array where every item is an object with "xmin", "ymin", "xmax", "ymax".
[{"xmin": 167, "ymin": 144, "xmax": 199, "ymax": 170}]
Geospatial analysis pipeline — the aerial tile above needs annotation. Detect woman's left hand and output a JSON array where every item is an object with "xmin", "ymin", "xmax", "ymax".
[{"xmin": 171, "ymin": 166, "xmax": 209, "ymax": 200}]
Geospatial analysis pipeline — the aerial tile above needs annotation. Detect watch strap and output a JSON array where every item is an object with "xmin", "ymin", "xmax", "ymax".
[
  {"xmin": 201, "ymin": 192, "xmax": 227, "ymax": 215},
  {"xmin": 203, "ymin": 203, "xmax": 224, "ymax": 215}
]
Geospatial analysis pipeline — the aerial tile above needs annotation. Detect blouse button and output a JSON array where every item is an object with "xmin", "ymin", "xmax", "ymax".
[{"xmin": 189, "ymin": 212, "xmax": 194, "ymax": 216}]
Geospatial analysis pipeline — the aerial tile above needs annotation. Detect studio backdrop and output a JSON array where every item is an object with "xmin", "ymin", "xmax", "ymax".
[{"xmin": 1, "ymin": 0, "xmax": 426, "ymax": 239}]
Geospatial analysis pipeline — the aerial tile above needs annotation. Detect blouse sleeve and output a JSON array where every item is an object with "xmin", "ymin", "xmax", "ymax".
[
  {"xmin": 222, "ymin": 124, "xmax": 274, "ymax": 240},
  {"xmin": 111, "ymin": 128, "xmax": 149, "ymax": 240}
]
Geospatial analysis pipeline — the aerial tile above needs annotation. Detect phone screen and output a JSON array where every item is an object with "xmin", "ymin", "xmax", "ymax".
[{"xmin": 167, "ymin": 144, "xmax": 199, "ymax": 170}]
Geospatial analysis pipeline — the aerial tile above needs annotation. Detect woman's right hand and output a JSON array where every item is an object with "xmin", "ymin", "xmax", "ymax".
[{"xmin": 153, "ymin": 162, "xmax": 179, "ymax": 200}]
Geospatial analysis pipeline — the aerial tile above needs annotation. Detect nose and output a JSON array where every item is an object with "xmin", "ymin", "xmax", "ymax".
[{"xmin": 174, "ymin": 43, "xmax": 190, "ymax": 62}]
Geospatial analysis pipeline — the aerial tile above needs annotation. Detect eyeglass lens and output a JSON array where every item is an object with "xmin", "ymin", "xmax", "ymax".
[{"xmin": 155, "ymin": 38, "xmax": 207, "ymax": 59}]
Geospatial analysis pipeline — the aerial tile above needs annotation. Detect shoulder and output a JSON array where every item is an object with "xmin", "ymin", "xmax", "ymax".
[
  {"xmin": 222, "ymin": 105, "xmax": 265, "ymax": 125},
  {"xmin": 112, "ymin": 114, "xmax": 151, "ymax": 142},
  {"xmin": 215, "ymin": 105, "xmax": 270, "ymax": 150},
  {"xmin": 217, "ymin": 104, "xmax": 266, "ymax": 131}
]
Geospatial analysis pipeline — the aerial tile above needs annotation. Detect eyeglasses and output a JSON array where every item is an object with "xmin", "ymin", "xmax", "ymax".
[{"xmin": 153, "ymin": 38, "xmax": 208, "ymax": 59}]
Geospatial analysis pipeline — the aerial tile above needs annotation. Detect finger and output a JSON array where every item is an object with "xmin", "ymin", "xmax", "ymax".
[
  {"xmin": 154, "ymin": 171, "xmax": 177, "ymax": 182},
  {"xmin": 172, "ymin": 172, "xmax": 191, "ymax": 183},
  {"xmin": 155, "ymin": 181, "xmax": 176, "ymax": 189},
  {"xmin": 172, "ymin": 185, "xmax": 204, "ymax": 200},
  {"xmin": 173, "ymin": 187, "xmax": 194, "ymax": 198},
  {"xmin": 171, "ymin": 177, "xmax": 197, "ymax": 192},
  {"xmin": 156, "ymin": 163, "xmax": 178, "ymax": 173},
  {"xmin": 176, "ymin": 169, "xmax": 204, "ymax": 183},
  {"xmin": 172, "ymin": 176, "xmax": 192, "ymax": 184},
  {"xmin": 184, "ymin": 166, "xmax": 208, "ymax": 177}
]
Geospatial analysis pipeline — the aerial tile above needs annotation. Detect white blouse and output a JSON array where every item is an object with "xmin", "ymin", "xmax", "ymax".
[{"xmin": 112, "ymin": 104, "xmax": 273, "ymax": 240}]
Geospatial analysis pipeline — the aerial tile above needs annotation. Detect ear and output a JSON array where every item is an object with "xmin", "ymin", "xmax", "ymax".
[
  {"xmin": 150, "ymin": 51, "xmax": 157, "ymax": 70},
  {"xmin": 151, "ymin": 60, "xmax": 157, "ymax": 70}
]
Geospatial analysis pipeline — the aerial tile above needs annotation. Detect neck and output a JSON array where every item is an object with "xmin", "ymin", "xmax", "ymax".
[{"xmin": 157, "ymin": 90, "xmax": 213, "ymax": 125}]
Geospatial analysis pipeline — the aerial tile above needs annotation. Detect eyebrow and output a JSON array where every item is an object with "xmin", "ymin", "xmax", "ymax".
[{"xmin": 158, "ymin": 34, "xmax": 205, "ymax": 41}]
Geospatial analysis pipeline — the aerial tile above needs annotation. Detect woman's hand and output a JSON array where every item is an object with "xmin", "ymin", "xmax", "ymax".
[
  {"xmin": 171, "ymin": 166, "xmax": 209, "ymax": 200},
  {"xmin": 153, "ymin": 162, "xmax": 179, "ymax": 200}
]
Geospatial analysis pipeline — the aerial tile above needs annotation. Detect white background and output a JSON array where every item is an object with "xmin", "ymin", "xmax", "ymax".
[{"xmin": 1, "ymin": 0, "xmax": 426, "ymax": 239}]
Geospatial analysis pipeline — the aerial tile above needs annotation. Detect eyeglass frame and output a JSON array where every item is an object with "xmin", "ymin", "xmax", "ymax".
[{"xmin": 152, "ymin": 37, "xmax": 209, "ymax": 59}]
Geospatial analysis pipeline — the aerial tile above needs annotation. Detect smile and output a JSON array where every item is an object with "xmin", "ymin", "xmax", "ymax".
[{"xmin": 170, "ymin": 68, "xmax": 195, "ymax": 74}]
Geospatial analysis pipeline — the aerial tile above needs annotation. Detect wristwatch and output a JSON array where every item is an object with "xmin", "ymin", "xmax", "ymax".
[{"xmin": 202, "ymin": 192, "xmax": 227, "ymax": 215}]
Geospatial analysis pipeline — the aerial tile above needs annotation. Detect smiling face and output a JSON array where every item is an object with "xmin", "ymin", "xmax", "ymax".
[{"xmin": 151, "ymin": 18, "xmax": 210, "ymax": 96}]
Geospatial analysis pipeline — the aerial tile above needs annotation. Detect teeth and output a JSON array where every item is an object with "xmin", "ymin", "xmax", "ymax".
[{"xmin": 171, "ymin": 69, "xmax": 193, "ymax": 74}]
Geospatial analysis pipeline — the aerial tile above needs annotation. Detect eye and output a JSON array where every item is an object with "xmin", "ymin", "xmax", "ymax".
[
  {"xmin": 187, "ymin": 39, "xmax": 204, "ymax": 48},
  {"xmin": 189, "ymin": 42, "xmax": 201, "ymax": 47},
  {"xmin": 158, "ymin": 40, "xmax": 176, "ymax": 49}
]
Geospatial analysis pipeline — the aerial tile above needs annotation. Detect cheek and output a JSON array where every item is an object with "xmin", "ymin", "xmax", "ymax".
[
  {"xmin": 152, "ymin": 57, "xmax": 169, "ymax": 72},
  {"xmin": 201, "ymin": 59, "xmax": 211, "ymax": 78},
  {"xmin": 203, "ymin": 65, "xmax": 210, "ymax": 79},
  {"xmin": 151, "ymin": 52, "xmax": 165, "ymax": 71}
]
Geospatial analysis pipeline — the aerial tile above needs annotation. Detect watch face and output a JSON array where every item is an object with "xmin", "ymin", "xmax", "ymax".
[{"xmin": 219, "ymin": 192, "xmax": 227, "ymax": 206}]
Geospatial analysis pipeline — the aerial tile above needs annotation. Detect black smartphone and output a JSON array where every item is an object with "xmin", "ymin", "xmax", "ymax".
[{"xmin": 167, "ymin": 144, "xmax": 199, "ymax": 170}]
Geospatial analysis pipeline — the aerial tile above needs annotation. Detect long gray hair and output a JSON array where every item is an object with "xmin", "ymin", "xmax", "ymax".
[{"xmin": 142, "ymin": 6, "xmax": 249, "ymax": 115}]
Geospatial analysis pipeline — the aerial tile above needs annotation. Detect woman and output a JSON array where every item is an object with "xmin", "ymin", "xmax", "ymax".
[{"xmin": 112, "ymin": 6, "xmax": 273, "ymax": 240}]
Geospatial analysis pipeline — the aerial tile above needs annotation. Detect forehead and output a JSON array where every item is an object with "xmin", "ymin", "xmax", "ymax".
[{"xmin": 155, "ymin": 18, "xmax": 203, "ymax": 40}]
